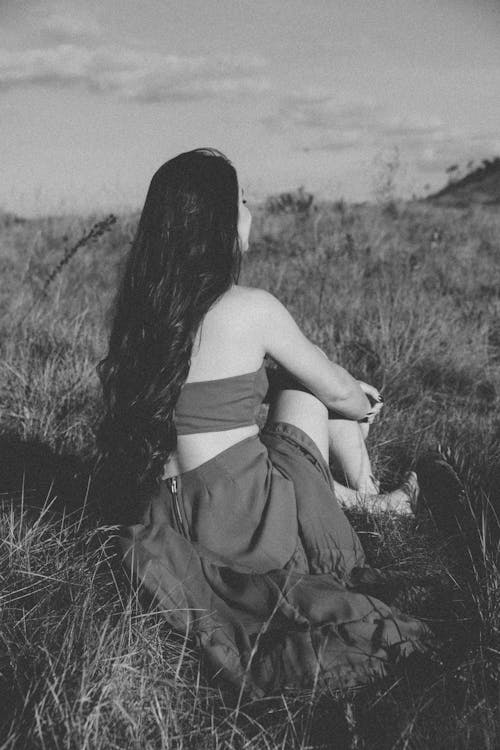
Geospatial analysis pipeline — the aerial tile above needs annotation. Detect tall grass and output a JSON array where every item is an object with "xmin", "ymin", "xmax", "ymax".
[{"xmin": 0, "ymin": 199, "xmax": 499, "ymax": 748}]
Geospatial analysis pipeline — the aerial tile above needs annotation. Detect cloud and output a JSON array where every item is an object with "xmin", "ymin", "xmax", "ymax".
[
  {"xmin": 0, "ymin": 43, "xmax": 270, "ymax": 101},
  {"xmin": 2, "ymin": 0, "xmax": 103, "ymax": 42},
  {"xmin": 264, "ymin": 93, "xmax": 447, "ymax": 153},
  {"xmin": 40, "ymin": 12, "xmax": 103, "ymax": 42},
  {"xmin": 264, "ymin": 94, "xmax": 374, "ymax": 135},
  {"xmin": 264, "ymin": 90, "xmax": 500, "ymax": 186},
  {"xmin": 133, "ymin": 74, "xmax": 270, "ymax": 104}
]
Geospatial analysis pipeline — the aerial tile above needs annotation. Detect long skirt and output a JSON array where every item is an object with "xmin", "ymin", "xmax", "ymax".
[{"xmin": 119, "ymin": 421, "xmax": 430, "ymax": 698}]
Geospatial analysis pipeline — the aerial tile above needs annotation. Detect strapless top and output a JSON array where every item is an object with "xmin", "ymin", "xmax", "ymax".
[{"xmin": 173, "ymin": 361, "xmax": 269, "ymax": 435}]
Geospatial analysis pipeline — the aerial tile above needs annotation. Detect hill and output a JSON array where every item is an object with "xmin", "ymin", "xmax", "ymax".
[
  {"xmin": 428, "ymin": 156, "xmax": 500, "ymax": 207},
  {"xmin": 0, "ymin": 209, "xmax": 26, "ymax": 228}
]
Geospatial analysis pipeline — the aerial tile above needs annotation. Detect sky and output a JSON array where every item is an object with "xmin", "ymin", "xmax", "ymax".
[{"xmin": 1, "ymin": 0, "xmax": 500, "ymax": 215}]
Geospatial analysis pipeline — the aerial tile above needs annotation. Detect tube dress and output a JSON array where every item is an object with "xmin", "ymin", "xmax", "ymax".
[{"xmin": 119, "ymin": 360, "xmax": 430, "ymax": 697}]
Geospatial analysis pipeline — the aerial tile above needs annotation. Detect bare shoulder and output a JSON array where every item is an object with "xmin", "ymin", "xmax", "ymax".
[
  {"xmin": 219, "ymin": 285, "xmax": 304, "ymax": 354},
  {"xmin": 198, "ymin": 285, "xmax": 274, "ymax": 363},
  {"xmin": 223, "ymin": 283, "xmax": 267, "ymax": 303},
  {"xmin": 189, "ymin": 285, "xmax": 272, "ymax": 369},
  {"xmin": 217, "ymin": 284, "xmax": 276, "ymax": 320}
]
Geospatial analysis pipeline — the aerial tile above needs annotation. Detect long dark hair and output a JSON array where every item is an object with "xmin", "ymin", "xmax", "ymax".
[{"xmin": 96, "ymin": 148, "xmax": 241, "ymax": 509}]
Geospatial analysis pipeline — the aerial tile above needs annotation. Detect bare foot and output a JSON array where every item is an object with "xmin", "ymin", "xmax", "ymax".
[
  {"xmin": 367, "ymin": 471, "xmax": 419, "ymax": 515},
  {"xmin": 333, "ymin": 471, "xmax": 419, "ymax": 515}
]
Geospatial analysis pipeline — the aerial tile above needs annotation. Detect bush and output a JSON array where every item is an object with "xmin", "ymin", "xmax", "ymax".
[{"xmin": 264, "ymin": 186, "xmax": 314, "ymax": 217}]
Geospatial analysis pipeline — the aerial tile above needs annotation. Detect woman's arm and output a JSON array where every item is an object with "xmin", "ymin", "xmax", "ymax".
[{"xmin": 253, "ymin": 289, "xmax": 371, "ymax": 420}]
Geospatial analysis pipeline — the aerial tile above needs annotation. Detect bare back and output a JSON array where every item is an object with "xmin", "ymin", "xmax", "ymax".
[
  {"xmin": 163, "ymin": 284, "xmax": 265, "ymax": 477},
  {"xmin": 186, "ymin": 284, "xmax": 264, "ymax": 381}
]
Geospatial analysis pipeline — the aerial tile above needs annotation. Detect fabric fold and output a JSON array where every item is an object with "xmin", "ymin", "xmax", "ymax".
[{"xmin": 119, "ymin": 422, "xmax": 431, "ymax": 696}]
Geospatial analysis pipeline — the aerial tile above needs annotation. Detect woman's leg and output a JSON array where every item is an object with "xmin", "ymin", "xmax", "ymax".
[
  {"xmin": 266, "ymin": 386, "xmax": 330, "ymax": 463},
  {"xmin": 305, "ymin": 346, "xmax": 378, "ymax": 493},
  {"xmin": 312, "ymin": 346, "xmax": 417, "ymax": 512},
  {"xmin": 327, "ymin": 417, "xmax": 418, "ymax": 512},
  {"xmin": 327, "ymin": 418, "xmax": 379, "ymax": 493},
  {"xmin": 266, "ymin": 384, "xmax": 418, "ymax": 514}
]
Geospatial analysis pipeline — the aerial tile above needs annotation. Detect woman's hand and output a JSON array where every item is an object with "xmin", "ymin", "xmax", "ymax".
[{"xmin": 357, "ymin": 380, "xmax": 384, "ymax": 424}]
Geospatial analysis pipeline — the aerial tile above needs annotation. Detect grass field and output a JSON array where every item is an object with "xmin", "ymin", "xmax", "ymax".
[{"xmin": 0, "ymin": 196, "xmax": 499, "ymax": 748}]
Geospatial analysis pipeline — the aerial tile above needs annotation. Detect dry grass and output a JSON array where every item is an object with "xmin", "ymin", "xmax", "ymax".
[{"xmin": 0, "ymin": 198, "xmax": 499, "ymax": 748}]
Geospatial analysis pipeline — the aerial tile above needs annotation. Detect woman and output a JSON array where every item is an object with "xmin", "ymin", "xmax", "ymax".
[{"xmin": 98, "ymin": 148, "xmax": 428, "ymax": 698}]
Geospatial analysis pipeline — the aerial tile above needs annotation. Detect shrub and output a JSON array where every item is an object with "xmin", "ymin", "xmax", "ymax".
[{"xmin": 264, "ymin": 186, "xmax": 314, "ymax": 217}]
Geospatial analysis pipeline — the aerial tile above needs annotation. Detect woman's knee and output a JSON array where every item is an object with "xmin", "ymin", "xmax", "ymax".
[
  {"xmin": 268, "ymin": 387, "xmax": 327, "ymax": 422},
  {"xmin": 266, "ymin": 386, "xmax": 329, "ymax": 461},
  {"xmin": 266, "ymin": 364, "xmax": 326, "ymax": 418}
]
